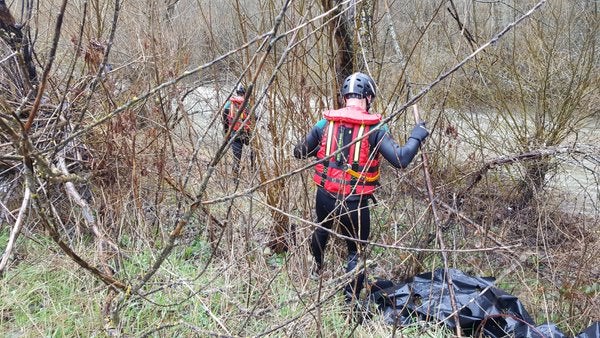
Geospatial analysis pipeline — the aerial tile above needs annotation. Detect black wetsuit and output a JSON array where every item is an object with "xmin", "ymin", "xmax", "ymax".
[{"xmin": 294, "ymin": 114, "xmax": 427, "ymax": 301}]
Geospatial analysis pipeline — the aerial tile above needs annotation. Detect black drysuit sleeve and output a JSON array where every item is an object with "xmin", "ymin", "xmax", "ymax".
[
  {"xmin": 222, "ymin": 107, "xmax": 230, "ymax": 132},
  {"xmin": 371, "ymin": 129, "xmax": 422, "ymax": 168},
  {"xmin": 294, "ymin": 124, "xmax": 323, "ymax": 159}
]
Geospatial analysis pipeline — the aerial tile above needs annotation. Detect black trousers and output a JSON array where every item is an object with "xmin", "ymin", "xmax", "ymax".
[
  {"xmin": 311, "ymin": 187, "xmax": 370, "ymax": 301},
  {"xmin": 229, "ymin": 133, "xmax": 252, "ymax": 174},
  {"xmin": 231, "ymin": 137, "xmax": 245, "ymax": 173}
]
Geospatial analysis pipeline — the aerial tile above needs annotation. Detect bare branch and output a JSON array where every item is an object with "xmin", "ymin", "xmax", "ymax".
[{"xmin": 0, "ymin": 186, "xmax": 29, "ymax": 276}]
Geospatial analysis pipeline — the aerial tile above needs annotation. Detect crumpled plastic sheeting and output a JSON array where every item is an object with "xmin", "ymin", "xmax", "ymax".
[
  {"xmin": 367, "ymin": 268, "xmax": 598, "ymax": 338},
  {"xmin": 577, "ymin": 322, "xmax": 600, "ymax": 338}
]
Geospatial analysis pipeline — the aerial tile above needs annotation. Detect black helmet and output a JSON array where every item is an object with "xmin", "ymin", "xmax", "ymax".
[
  {"xmin": 340, "ymin": 72, "xmax": 376, "ymax": 99},
  {"xmin": 235, "ymin": 84, "xmax": 246, "ymax": 96}
]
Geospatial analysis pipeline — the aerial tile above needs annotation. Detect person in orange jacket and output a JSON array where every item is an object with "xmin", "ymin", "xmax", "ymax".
[
  {"xmin": 222, "ymin": 84, "xmax": 254, "ymax": 175},
  {"xmin": 294, "ymin": 72, "xmax": 429, "ymax": 303}
]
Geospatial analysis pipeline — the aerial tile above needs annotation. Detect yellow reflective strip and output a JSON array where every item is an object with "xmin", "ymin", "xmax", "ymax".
[
  {"xmin": 353, "ymin": 124, "xmax": 365, "ymax": 162},
  {"xmin": 325, "ymin": 121, "xmax": 335, "ymax": 155},
  {"xmin": 345, "ymin": 168, "xmax": 380, "ymax": 182}
]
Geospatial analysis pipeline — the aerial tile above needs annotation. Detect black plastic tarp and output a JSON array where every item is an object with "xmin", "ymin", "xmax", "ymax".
[{"xmin": 367, "ymin": 268, "xmax": 598, "ymax": 338}]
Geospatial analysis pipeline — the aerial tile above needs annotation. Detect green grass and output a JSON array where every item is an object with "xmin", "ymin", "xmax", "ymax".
[
  {"xmin": 1, "ymin": 253, "xmax": 103, "ymax": 336},
  {"xmin": 1, "ymin": 227, "xmax": 596, "ymax": 337},
  {"xmin": 0, "ymin": 226, "xmax": 9, "ymax": 248}
]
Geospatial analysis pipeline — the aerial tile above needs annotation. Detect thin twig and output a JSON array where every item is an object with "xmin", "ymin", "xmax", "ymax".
[{"xmin": 0, "ymin": 186, "xmax": 30, "ymax": 276}]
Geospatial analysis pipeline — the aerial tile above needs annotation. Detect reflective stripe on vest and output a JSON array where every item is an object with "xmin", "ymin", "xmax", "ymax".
[
  {"xmin": 353, "ymin": 124, "xmax": 365, "ymax": 164},
  {"xmin": 325, "ymin": 120, "xmax": 335, "ymax": 157}
]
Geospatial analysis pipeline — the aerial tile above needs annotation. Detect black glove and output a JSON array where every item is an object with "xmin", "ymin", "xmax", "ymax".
[{"xmin": 409, "ymin": 121, "xmax": 429, "ymax": 142}]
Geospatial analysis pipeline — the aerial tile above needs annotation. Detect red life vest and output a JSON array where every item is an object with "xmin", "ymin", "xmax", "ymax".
[
  {"xmin": 313, "ymin": 106, "xmax": 382, "ymax": 195},
  {"xmin": 227, "ymin": 96, "xmax": 251, "ymax": 132}
]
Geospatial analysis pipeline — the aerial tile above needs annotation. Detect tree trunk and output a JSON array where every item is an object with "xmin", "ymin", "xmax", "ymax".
[{"xmin": 321, "ymin": 0, "xmax": 355, "ymax": 108}]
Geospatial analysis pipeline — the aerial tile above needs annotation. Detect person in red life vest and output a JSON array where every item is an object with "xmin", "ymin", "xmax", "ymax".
[
  {"xmin": 222, "ymin": 84, "xmax": 254, "ymax": 175},
  {"xmin": 293, "ymin": 72, "xmax": 429, "ymax": 303}
]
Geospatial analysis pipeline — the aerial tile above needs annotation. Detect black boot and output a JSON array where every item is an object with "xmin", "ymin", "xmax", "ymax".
[{"xmin": 344, "ymin": 252, "xmax": 365, "ymax": 304}]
